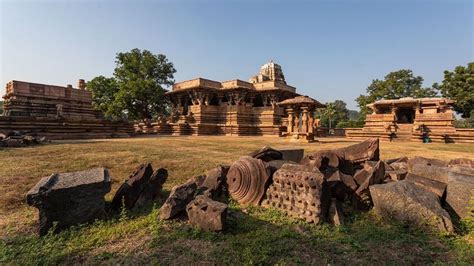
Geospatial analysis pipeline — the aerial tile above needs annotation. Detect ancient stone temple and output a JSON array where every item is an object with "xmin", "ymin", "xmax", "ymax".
[
  {"xmin": 3, "ymin": 79, "xmax": 96, "ymax": 120},
  {"xmin": 1, "ymin": 80, "xmax": 133, "ymax": 139},
  {"xmin": 138, "ymin": 61, "xmax": 323, "ymax": 136},
  {"xmin": 346, "ymin": 97, "xmax": 470, "ymax": 142}
]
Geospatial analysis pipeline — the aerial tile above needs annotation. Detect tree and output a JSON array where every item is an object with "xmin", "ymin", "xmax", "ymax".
[
  {"xmin": 0, "ymin": 100, "xmax": 3, "ymax": 115},
  {"xmin": 316, "ymin": 100, "xmax": 349, "ymax": 128},
  {"xmin": 356, "ymin": 69, "xmax": 437, "ymax": 118},
  {"xmin": 87, "ymin": 76, "xmax": 120, "ymax": 119},
  {"xmin": 434, "ymin": 62, "xmax": 474, "ymax": 118},
  {"xmin": 88, "ymin": 49, "xmax": 176, "ymax": 121}
]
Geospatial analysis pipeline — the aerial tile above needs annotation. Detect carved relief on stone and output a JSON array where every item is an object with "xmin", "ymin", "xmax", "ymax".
[
  {"xmin": 262, "ymin": 94, "xmax": 269, "ymax": 106},
  {"xmin": 56, "ymin": 104, "xmax": 64, "ymax": 119},
  {"xmin": 268, "ymin": 93, "xmax": 278, "ymax": 108}
]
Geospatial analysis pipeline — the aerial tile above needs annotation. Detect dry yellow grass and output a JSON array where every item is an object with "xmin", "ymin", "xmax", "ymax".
[{"xmin": 0, "ymin": 136, "xmax": 473, "ymax": 264}]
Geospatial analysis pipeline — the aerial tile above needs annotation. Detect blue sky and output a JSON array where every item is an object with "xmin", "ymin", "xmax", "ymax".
[{"xmin": 1, "ymin": 0, "xmax": 472, "ymax": 110}]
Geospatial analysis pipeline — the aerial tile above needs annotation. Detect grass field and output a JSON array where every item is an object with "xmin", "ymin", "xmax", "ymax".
[{"xmin": 1, "ymin": 136, "xmax": 473, "ymax": 264}]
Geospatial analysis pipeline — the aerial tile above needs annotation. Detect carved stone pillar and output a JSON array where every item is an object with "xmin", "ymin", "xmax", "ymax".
[
  {"xmin": 248, "ymin": 96, "xmax": 255, "ymax": 107},
  {"xmin": 286, "ymin": 108, "xmax": 294, "ymax": 134},
  {"xmin": 269, "ymin": 93, "xmax": 278, "ymax": 108},
  {"xmin": 391, "ymin": 104, "xmax": 398, "ymax": 122},
  {"xmin": 371, "ymin": 106, "xmax": 379, "ymax": 114},
  {"xmin": 294, "ymin": 108, "xmax": 301, "ymax": 133},
  {"xmin": 225, "ymin": 92, "xmax": 234, "ymax": 106},
  {"xmin": 308, "ymin": 115, "xmax": 314, "ymax": 134},
  {"xmin": 262, "ymin": 94, "xmax": 268, "ymax": 107},
  {"xmin": 301, "ymin": 107, "xmax": 309, "ymax": 134}
]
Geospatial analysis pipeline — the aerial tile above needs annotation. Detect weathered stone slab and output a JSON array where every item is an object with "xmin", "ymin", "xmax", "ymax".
[
  {"xmin": 111, "ymin": 163, "xmax": 154, "ymax": 210},
  {"xmin": 277, "ymin": 147, "xmax": 304, "ymax": 163},
  {"xmin": 227, "ymin": 156, "xmax": 271, "ymax": 206},
  {"xmin": 448, "ymin": 158, "xmax": 474, "ymax": 168},
  {"xmin": 354, "ymin": 161, "xmax": 385, "ymax": 195},
  {"xmin": 409, "ymin": 164, "xmax": 450, "ymax": 184},
  {"xmin": 249, "ymin": 146, "xmax": 282, "ymax": 162},
  {"xmin": 385, "ymin": 157, "xmax": 408, "ymax": 165},
  {"xmin": 134, "ymin": 168, "xmax": 168, "ymax": 208},
  {"xmin": 267, "ymin": 160, "xmax": 299, "ymax": 176},
  {"xmin": 197, "ymin": 165, "xmax": 229, "ymax": 200},
  {"xmin": 26, "ymin": 168, "xmax": 111, "ymax": 236},
  {"xmin": 264, "ymin": 164, "xmax": 330, "ymax": 224},
  {"xmin": 448, "ymin": 165, "xmax": 474, "ymax": 176},
  {"xmin": 386, "ymin": 169, "xmax": 407, "ymax": 181},
  {"xmin": 334, "ymin": 138, "xmax": 380, "ymax": 164},
  {"xmin": 446, "ymin": 171, "xmax": 474, "ymax": 219},
  {"xmin": 389, "ymin": 161, "xmax": 408, "ymax": 171},
  {"xmin": 159, "ymin": 176, "xmax": 201, "ymax": 220},
  {"xmin": 300, "ymin": 138, "xmax": 379, "ymax": 175},
  {"xmin": 405, "ymin": 173, "xmax": 446, "ymax": 198},
  {"xmin": 186, "ymin": 195, "xmax": 227, "ymax": 231},
  {"xmin": 326, "ymin": 170, "xmax": 358, "ymax": 201},
  {"xmin": 300, "ymin": 150, "xmax": 340, "ymax": 171},
  {"xmin": 370, "ymin": 180, "xmax": 453, "ymax": 233},
  {"xmin": 408, "ymin": 157, "xmax": 447, "ymax": 173}
]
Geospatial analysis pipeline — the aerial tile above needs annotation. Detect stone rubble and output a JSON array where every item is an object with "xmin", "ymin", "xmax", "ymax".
[
  {"xmin": 0, "ymin": 131, "xmax": 47, "ymax": 148},
  {"xmin": 111, "ymin": 163, "xmax": 168, "ymax": 210},
  {"xmin": 24, "ymin": 139, "xmax": 473, "ymax": 235}
]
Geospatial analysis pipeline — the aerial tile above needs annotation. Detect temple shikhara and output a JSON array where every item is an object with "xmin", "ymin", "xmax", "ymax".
[{"xmin": 142, "ymin": 61, "xmax": 325, "ymax": 138}]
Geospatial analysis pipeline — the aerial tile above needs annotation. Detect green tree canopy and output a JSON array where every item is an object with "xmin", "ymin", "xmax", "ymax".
[
  {"xmin": 433, "ymin": 62, "xmax": 474, "ymax": 118},
  {"xmin": 356, "ymin": 69, "xmax": 437, "ymax": 117},
  {"xmin": 87, "ymin": 76, "xmax": 120, "ymax": 119},
  {"xmin": 87, "ymin": 49, "xmax": 176, "ymax": 121},
  {"xmin": 316, "ymin": 100, "xmax": 349, "ymax": 128}
]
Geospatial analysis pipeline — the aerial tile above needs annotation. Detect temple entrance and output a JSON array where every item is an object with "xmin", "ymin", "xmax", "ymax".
[{"xmin": 396, "ymin": 107, "xmax": 415, "ymax": 124}]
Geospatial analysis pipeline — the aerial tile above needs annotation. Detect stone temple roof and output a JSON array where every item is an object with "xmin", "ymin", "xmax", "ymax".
[
  {"xmin": 277, "ymin": 96, "xmax": 326, "ymax": 108},
  {"xmin": 167, "ymin": 77, "xmax": 297, "ymax": 95},
  {"xmin": 368, "ymin": 97, "xmax": 455, "ymax": 107}
]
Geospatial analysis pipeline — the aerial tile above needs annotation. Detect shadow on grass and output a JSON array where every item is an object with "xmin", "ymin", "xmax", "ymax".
[{"xmin": 1, "ymin": 190, "xmax": 470, "ymax": 265}]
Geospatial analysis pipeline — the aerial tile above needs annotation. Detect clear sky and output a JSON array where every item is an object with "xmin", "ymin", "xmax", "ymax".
[{"xmin": 1, "ymin": 0, "xmax": 473, "ymax": 110}]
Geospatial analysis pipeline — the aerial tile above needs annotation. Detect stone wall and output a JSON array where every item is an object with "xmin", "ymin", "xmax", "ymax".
[
  {"xmin": 135, "ymin": 105, "xmax": 286, "ymax": 136},
  {"xmin": 0, "ymin": 116, "xmax": 133, "ymax": 140},
  {"xmin": 3, "ymin": 80, "xmax": 97, "ymax": 120},
  {"xmin": 1, "ymin": 80, "xmax": 135, "ymax": 140}
]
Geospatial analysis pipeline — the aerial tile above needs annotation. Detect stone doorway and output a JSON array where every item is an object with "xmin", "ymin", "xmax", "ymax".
[{"xmin": 396, "ymin": 107, "xmax": 415, "ymax": 124}]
